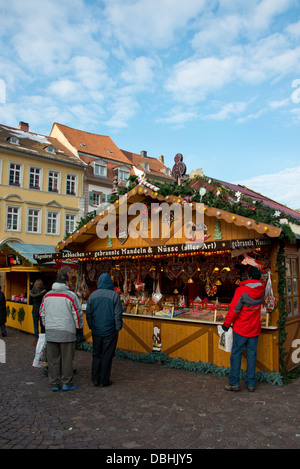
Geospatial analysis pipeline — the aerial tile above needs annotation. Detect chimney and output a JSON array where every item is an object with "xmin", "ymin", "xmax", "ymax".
[
  {"xmin": 158, "ymin": 154, "xmax": 164, "ymax": 164},
  {"xmin": 19, "ymin": 121, "xmax": 29, "ymax": 132},
  {"xmin": 140, "ymin": 150, "xmax": 147, "ymax": 158}
]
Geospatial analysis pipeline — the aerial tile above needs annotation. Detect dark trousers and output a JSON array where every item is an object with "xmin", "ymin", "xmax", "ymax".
[
  {"xmin": 47, "ymin": 341, "xmax": 75, "ymax": 386},
  {"xmin": 32, "ymin": 313, "xmax": 45, "ymax": 338},
  {"xmin": 92, "ymin": 331, "xmax": 118, "ymax": 386}
]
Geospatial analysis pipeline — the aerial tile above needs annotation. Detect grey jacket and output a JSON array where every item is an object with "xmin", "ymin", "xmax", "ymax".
[{"xmin": 40, "ymin": 282, "xmax": 83, "ymax": 342}]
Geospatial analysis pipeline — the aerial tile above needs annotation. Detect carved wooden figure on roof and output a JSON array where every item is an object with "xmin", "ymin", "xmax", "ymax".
[{"xmin": 171, "ymin": 153, "xmax": 186, "ymax": 185}]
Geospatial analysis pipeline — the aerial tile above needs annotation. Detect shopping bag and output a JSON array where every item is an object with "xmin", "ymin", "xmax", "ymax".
[
  {"xmin": 217, "ymin": 325, "xmax": 233, "ymax": 353},
  {"xmin": 32, "ymin": 333, "xmax": 47, "ymax": 367}
]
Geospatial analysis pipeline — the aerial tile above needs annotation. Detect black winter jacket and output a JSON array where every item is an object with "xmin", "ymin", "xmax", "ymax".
[
  {"xmin": 29, "ymin": 288, "xmax": 46, "ymax": 314},
  {"xmin": 86, "ymin": 273, "xmax": 123, "ymax": 337}
]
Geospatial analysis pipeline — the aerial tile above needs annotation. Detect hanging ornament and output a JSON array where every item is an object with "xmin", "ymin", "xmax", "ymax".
[
  {"xmin": 107, "ymin": 234, "xmax": 113, "ymax": 248},
  {"xmin": 199, "ymin": 187, "xmax": 206, "ymax": 201},
  {"xmin": 213, "ymin": 219, "xmax": 223, "ymax": 240}
]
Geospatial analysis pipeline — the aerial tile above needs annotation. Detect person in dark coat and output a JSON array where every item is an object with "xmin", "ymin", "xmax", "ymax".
[
  {"xmin": 86, "ymin": 273, "xmax": 123, "ymax": 387},
  {"xmin": 29, "ymin": 279, "xmax": 46, "ymax": 340},
  {"xmin": 0, "ymin": 285, "xmax": 7, "ymax": 337}
]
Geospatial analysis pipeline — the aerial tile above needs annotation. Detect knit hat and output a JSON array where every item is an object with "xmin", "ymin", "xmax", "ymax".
[{"xmin": 248, "ymin": 266, "xmax": 262, "ymax": 280}]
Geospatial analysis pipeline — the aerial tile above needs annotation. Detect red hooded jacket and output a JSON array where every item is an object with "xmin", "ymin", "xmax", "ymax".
[{"xmin": 223, "ymin": 279, "xmax": 265, "ymax": 337}]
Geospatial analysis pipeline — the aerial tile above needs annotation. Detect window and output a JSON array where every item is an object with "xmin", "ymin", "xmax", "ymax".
[
  {"xmin": 29, "ymin": 167, "xmax": 41, "ymax": 190},
  {"xmin": 286, "ymin": 257, "xmax": 299, "ymax": 318},
  {"xmin": 93, "ymin": 193, "xmax": 100, "ymax": 205},
  {"xmin": 6, "ymin": 206, "xmax": 21, "ymax": 231},
  {"xmin": 46, "ymin": 145, "xmax": 56, "ymax": 154},
  {"xmin": 9, "ymin": 163, "xmax": 22, "ymax": 186},
  {"xmin": 118, "ymin": 169, "xmax": 130, "ymax": 181},
  {"xmin": 48, "ymin": 171, "xmax": 59, "ymax": 192},
  {"xmin": 66, "ymin": 174, "xmax": 76, "ymax": 195},
  {"xmin": 94, "ymin": 163, "xmax": 107, "ymax": 177},
  {"xmin": 9, "ymin": 136, "xmax": 20, "ymax": 145},
  {"xmin": 89, "ymin": 191, "xmax": 101, "ymax": 206},
  {"xmin": 47, "ymin": 211, "xmax": 59, "ymax": 235},
  {"xmin": 65, "ymin": 214, "xmax": 75, "ymax": 235},
  {"xmin": 27, "ymin": 208, "xmax": 40, "ymax": 233}
]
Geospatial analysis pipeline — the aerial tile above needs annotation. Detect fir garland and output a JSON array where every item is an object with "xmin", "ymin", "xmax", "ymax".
[{"xmin": 76, "ymin": 340, "xmax": 284, "ymax": 386}]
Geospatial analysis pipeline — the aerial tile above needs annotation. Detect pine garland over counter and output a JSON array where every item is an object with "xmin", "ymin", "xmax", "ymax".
[{"xmin": 76, "ymin": 340, "xmax": 284, "ymax": 386}]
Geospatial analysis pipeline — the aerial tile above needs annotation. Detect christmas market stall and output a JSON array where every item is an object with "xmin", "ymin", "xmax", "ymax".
[
  {"xmin": 0, "ymin": 243, "xmax": 78, "ymax": 335},
  {"xmin": 38, "ymin": 158, "xmax": 300, "ymax": 384}
]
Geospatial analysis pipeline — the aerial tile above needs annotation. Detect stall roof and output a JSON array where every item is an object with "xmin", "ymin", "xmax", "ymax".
[
  {"xmin": 189, "ymin": 176, "xmax": 300, "ymax": 222},
  {"xmin": 56, "ymin": 183, "xmax": 282, "ymax": 253},
  {"xmin": 0, "ymin": 243, "xmax": 58, "ymax": 266}
]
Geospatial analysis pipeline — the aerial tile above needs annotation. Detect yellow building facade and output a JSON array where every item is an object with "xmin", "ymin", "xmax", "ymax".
[{"xmin": 0, "ymin": 122, "xmax": 86, "ymax": 246}]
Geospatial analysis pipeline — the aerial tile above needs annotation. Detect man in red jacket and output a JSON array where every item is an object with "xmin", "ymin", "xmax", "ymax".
[{"xmin": 222, "ymin": 266, "xmax": 265, "ymax": 392}]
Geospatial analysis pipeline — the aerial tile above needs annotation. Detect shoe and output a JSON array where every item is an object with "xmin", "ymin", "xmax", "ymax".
[
  {"xmin": 62, "ymin": 383, "xmax": 78, "ymax": 391},
  {"xmin": 51, "ymin": 385, "xmax": 61, "ymax": 392},
  {"xmin": 224, "ymin": 384, "xmax": 240, "ymax": 391},
  {"xmin": 247, "ymin": 386, "xmax": 255, "ymax": 392},
  {"xmin": 99, "ymin": 380, "xmax": 113, "ymax": 388}
]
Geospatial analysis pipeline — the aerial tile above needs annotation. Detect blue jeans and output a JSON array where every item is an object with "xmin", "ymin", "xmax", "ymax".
[
  {"xmin": 229, "ymin": 331, "xmax": 259, "ymax": 387},
  {"xmin": 32, "ymin": 313, "xmax": 45, "ymax": 338}
]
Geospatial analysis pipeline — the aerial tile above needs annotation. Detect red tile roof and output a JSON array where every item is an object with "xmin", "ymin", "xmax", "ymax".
[
  {"xmin": 0, "ymin": 124, "xmax": 85, "ymax": 166},
  {"xmin": 52, "ymin": 123, "xmax": 132, "ymax": 165},
  {"xmin": 121, "ymin": 149, "xmax": 173, "ymax": 181}
]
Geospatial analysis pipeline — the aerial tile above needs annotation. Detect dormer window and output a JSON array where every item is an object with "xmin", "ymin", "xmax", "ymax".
[
  {"xmin": 141, "ymin": 162, "xmax": 150, "ymax": 171},
  {"xmin": 46, "ymin": 145, "xmax": 56, "ymax": 154},
  {"xmin": 93, "ymin": 162, "xmax": 107, "ymax": 178},
  {"xmin": 118, "ymin": 169, "xmax": 130, "ymax": 181},
  {"xmin": 8, "ymin": 136, "xmax": 20, "ymax": 145}
]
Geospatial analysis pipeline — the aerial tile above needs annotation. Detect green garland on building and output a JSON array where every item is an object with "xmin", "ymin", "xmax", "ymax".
[{"xmin": 76, "ymin": 340, "xmax": 284, "ymax": 386}]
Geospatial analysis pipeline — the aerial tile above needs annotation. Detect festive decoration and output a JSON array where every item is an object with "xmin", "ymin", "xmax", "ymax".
[
  {"xmin": 241, "ymin": 254, "xmax": 263, "ymax": 270},
  {"xmin": 138, "ymin": 178, "xmax": 160, "ymax": 192},
  {"xmin": 171, "ymin": 153, "xmax": 187, "ymax": 185},
  {"xmin": 152, "ymin": 326, "xmax": 162, "ymax": 351},
  {"xmin": 213, "ymin": 220, "xmax": 223, "ymax": 240}
]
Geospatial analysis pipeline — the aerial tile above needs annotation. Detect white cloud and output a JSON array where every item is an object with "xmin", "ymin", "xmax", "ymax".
[
  {"xmin": 104, "ymin": 95, "xmax": 139, "ymax": 129},
  {"xmin": 156, "ymin": 107, "xmax": 198, "ymax": 128},
  {"xmin": 48, "ymin": 80, "xmax": 81, "ymax": 99},
  {"xmin": 205, "ymin": 101, "xmax": 248, "ymax": 120},
  {"xmin": 165, "ymin": 56, "xmax": 240, "ymax": 103},
  {"xmin": 103, "ymin": 0, "xmax": 206, "ymax": 49},
  {"xmin": 237, "ymin": 166, "xmax": 300, "ymax": 209},
  {"xmin": 121, "ymin": 56, "xmax": 157, "ymax": 88}
]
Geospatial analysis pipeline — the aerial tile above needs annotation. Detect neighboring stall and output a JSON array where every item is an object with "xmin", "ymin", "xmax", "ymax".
[
  {"xmin": 0, "ymin": 243, "xmax": 77, "ymax": 335},
  {"xmin": 41, "ymin": 170, "xmax": 300, "ymax": 384}
]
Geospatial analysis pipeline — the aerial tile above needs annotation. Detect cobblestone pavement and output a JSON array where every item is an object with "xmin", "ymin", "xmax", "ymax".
[{"xmin": 0, "ymin": 327, "xmax": 300, "ymax": 451}]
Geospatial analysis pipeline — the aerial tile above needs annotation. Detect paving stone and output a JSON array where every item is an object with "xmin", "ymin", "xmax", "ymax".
[{"xmin": 1, "ymin": 327, "xmax": 300, "ymax": 450}]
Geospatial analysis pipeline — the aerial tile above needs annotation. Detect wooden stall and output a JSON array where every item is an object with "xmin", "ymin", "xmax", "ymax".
[
  {"xmin": 0, "ymin": 243, "xmax": 73, "ymax": 334},
  {"xmin": 39, "ymin": 174, "xmax": 300, "ymax": 384}
]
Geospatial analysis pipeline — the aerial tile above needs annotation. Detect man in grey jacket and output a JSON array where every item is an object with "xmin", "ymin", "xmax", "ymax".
[
  {"xmin": 40, "ymin": 271, "xmax": 83, "ymax": 391},
  {"xmin": 86, "ymin": 273, "xmax": 123, "ymax": 387}
]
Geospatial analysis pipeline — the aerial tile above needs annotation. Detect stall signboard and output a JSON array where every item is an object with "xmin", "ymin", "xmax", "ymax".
[{"xmin": 34, "ymin": 237, "xmax": 272, "ymax": 263}]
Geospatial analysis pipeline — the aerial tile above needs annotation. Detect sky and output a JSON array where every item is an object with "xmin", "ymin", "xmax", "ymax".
[{"xmin": 0, "ymin": 0, "xmax": 300, "ymax": 209}]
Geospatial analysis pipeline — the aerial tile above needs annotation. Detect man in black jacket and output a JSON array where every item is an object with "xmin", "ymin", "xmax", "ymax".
[{"xmin": 86, "ymin": 273, "xmax": 123, "ymax": 387}]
